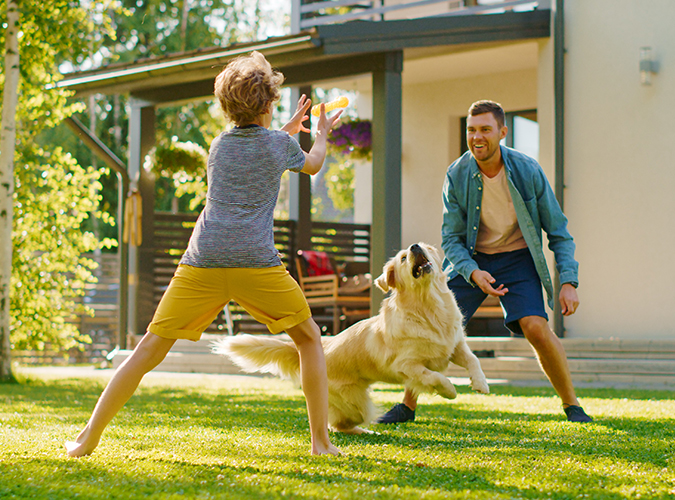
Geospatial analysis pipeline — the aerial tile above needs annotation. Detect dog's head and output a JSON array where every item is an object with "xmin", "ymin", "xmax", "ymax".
[{"xmin": 375, "ymin": 243, "xmax": 446, "ymax": 293}]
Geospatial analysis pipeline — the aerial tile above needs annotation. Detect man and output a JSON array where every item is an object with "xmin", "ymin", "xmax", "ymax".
[{"xmin": 378, "ymin": 100, "xmax": 592, "ymax": 424}]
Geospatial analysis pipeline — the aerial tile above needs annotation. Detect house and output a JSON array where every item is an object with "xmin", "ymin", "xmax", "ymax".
[{"xmin": 59, "ymin": 0, "xmax": 675, "ymax": 353}]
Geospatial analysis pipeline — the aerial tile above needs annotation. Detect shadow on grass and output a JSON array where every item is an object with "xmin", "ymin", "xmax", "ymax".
[
  {"xmin": 3, "ymin": 443, "xmax": 658, "ymax": 500},
  {"xmin": 375, "ymin": 382, "xmax": 675, "ymax": 401},
  {"xmin": 3, "ymin": 377, "xmax": 675, "ymax": 499}
]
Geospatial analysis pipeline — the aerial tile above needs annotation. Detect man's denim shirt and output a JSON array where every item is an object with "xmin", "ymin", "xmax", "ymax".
[{"xmin": 441, "ymin": 146, "xmax": 579, "ymax": 309}]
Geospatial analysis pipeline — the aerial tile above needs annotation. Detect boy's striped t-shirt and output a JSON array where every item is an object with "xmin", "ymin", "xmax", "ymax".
[{"xmin": 180, "ymin": 125, "xmax": 305, "ymax": 268}]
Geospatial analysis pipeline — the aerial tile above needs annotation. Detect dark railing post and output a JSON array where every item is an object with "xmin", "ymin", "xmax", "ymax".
[
  {"xmin": 289, "ymin": 85, "xmax": 313, "ymax": 252},
  {"xmin": 291, "ymin": 0, "xmax": 301, "ymax": 33}
]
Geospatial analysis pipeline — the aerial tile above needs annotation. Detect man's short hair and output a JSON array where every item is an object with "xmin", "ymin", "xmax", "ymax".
[
  {"xmin": 214, "ymin": 51, "xmax": 284, "ymax": 126},
  {"xmin": 468, "ymin": 100, "xmax": 505, "ymax": 129}
]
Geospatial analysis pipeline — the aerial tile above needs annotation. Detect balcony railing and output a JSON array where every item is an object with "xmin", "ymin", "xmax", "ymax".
[{"xmin": 292, "ymin": 0, "xmax": 549, "ymax": 31}]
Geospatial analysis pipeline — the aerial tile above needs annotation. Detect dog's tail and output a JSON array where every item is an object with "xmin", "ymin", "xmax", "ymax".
[{"xmin": 211, "ymin": 335, "xmax": 300, "ymax": 384}]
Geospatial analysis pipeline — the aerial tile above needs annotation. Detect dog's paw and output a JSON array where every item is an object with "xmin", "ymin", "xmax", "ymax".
[
  {"xmin": 471, "ymin": 378, "xmax": 490, "ymax": 394},
  {"xmin": 436, "ymin": 384, "xmax": 458, "ymax": 400}
]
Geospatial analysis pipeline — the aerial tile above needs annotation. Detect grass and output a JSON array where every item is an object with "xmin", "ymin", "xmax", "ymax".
[{"xmin": 1, "ymin": 369, "xmax": 674, "ymax": 499}]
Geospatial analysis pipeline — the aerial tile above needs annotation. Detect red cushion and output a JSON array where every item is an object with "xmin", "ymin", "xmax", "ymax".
[{"xmin": 299, "ymin": 250, "xmax": 334, "ymax": 276}]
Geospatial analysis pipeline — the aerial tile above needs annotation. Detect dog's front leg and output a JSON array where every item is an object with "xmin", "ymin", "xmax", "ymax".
[
  {"xmin": 400, "ymin": 365, "xmax": 458, "ymax": 400},
  {"xmin": 450, "ymin": 340, "xmax": 490, "ymax": 394}
]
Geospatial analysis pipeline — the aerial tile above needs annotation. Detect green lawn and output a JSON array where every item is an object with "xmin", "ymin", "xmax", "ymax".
[{"xmin": 1, "ymin": 368, "xmax": 674, "ymax": 499}]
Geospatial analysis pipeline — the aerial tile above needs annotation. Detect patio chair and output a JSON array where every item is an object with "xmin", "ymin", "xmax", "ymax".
[{"xmin": 295, "ymin": 250, "xmax": 371, "ymax": 335}]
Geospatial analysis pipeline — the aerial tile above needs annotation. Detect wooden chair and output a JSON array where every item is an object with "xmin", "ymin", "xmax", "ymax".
[{"xmin": 295, "ymin": 250, "xmax": 371, "ymax": 335}]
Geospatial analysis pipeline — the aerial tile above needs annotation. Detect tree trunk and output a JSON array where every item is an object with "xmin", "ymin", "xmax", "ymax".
[
  {"xmin": 180, "ymin": 0, "xmax": 190, "ymax": 52},
  {"xmin": 0, "ymin": 0, "xmax": 20, "ymax": 382}
]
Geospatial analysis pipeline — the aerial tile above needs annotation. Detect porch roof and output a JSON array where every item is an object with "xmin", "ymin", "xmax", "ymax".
[{"xmin": 57, "ymin": 9, "xmax": 550, "ymax": 102}]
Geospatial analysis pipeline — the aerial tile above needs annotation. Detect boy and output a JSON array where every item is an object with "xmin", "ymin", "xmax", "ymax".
[{"xmin": 66, "ymin": 51, "xmax": 343, "ymax": 457}]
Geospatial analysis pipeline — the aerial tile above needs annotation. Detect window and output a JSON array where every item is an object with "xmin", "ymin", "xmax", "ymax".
[{"xmin": 461, "ymin": 109, "xmax": 539, "ymax": 160}]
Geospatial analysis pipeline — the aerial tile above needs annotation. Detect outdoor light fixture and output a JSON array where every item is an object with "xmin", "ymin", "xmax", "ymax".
[{"xmin": 639, "ymin": 46, "xmax": 658, "ymax": 85}]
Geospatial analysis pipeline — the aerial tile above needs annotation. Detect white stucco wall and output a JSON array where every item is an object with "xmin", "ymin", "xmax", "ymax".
[
  {"xmin": 562, "ymin": 0, "xmax": 675, "ymax": 339},
  {"xmin": 400, "ymin": 68, "xmax": 538, "ymax": 250}
]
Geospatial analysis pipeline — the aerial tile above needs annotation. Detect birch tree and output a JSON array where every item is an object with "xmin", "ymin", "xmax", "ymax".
[
  {"xmin": 0, "ymin": 0, "xmax": 19, "ymax": 382},
  {"xmin": 1, "ymin": 0, "xmax": 118, "ymax": 367}
]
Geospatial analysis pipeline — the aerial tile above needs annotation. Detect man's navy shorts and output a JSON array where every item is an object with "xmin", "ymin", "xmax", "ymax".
[{"xmin": 448, "ymin": 247, "xmax": 548, "ymax": 336}]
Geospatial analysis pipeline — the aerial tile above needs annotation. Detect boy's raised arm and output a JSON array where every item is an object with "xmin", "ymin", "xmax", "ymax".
[{"xmin": 301, "ymin": 103, "xmax": 342, "ymax": 175}]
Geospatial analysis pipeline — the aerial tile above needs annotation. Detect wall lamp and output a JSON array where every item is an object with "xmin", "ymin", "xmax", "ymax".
[{"xmin": 639, "ymin": 46, "xmax": 658, "ymax": 85}]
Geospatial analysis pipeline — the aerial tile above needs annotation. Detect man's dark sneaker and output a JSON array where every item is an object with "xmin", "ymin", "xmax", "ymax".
[
  {"xmin": 564, "ymin": 405, "xmax": 593, "ymax": 423},
  {"xmin": 376, "ymin": 403, "xmax": 415, "ymax": 424}
]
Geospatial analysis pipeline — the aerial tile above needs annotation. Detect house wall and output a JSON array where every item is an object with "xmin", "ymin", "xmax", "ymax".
[
  {"xmin": 400, "ymin": 68, "xmax": 538, "ymax": 249},
  {"xmin": 561, "ymin": 0, "xmax": 675, "ymax": 339}
]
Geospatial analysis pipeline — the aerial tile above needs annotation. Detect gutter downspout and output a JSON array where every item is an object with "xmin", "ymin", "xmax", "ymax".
[
  {"xmin": 64, "ymin": 116, "xmax": 129, "ymax": 350},
  {"xmin": 553, "ymin": 0, "xmax": 565, "ymax": 337}
]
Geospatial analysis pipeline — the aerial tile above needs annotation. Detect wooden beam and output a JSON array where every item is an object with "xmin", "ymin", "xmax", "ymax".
[{"xmin": 64, "ymin": 116, "xmax": 130, "ymax": 348}]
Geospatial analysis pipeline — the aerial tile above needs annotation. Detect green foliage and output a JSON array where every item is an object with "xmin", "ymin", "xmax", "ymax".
[
  {"xmin": 148, "ymin": 139, "xmax": 209, "ymax": 212},
  {"xmin": 0, "ymin": 0, "xmax": 119, "ymax": 351},
  {"xmin": 325, "ymin": 157, "xmax": 355, "ymax": 211},
  {"xmin": 4, "ymin": 371, "xmax": 675, "ymax": 499},
  {"xmin": 52, "ymin": 0, "xmax": 291, "ymax": 220},
  {"xmin": 11, "ymin": 149, "xmax": 106, "ymax": 351}
]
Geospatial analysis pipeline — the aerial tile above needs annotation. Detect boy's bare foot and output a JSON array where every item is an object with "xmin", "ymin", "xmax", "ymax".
[
  {"xmin": 65, "ymin": 426, "xmax": 100, "ymax": 458},
  {"xmin": 312, "ymin": 443, "xmax": 341, "ymax": 456}
]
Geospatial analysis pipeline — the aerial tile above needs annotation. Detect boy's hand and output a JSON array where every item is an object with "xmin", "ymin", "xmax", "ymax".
[
  {"xmin": 315, "ymin": 103, "xmax": 343, "ymax": 135},
  {"xmin": 281, "ymin": 94, "xmax": 312, "ymax": 136}
]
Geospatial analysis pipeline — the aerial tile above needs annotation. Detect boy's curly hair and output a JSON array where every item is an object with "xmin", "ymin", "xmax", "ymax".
[{"xmin": 214, "ymin": 51, "xmax": 285, "ymax": 126}]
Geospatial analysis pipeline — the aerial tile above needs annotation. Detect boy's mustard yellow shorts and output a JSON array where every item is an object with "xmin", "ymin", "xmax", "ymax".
[{"xmin": 148, "ymin": 265, "xmax": 311, "ymax": 341}]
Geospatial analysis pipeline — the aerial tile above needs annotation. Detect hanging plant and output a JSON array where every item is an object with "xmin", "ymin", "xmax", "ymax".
[
  {"xmin": 327, "ymin": 119, "xmax": 372, "ymax": 161},
  {"xmin": 324, "ymin": 119, "xmax": 371, "ymax": 213}
]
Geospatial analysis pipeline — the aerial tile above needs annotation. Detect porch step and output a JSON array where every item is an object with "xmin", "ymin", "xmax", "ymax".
[
  {"xmin": 113, "ymin": 336, "xmax": 675, "ymax": 389},
  {"xmin": 112, "ymin": 335, "xmax": 280, "ymax": 375},
  {"xmin": 444, "ymin": 338, "xmax": 675, "ymax": 388}
]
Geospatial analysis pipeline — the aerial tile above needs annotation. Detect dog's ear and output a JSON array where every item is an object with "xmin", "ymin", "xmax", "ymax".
[{"xmin": 375, "ymin": 261, "xmax": 396, "ymax": 292}]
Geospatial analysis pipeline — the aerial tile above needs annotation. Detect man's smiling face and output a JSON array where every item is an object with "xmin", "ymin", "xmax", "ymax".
[{"xmin": 466, "ymin": 112, "xmax": 507, "ymax": 164}]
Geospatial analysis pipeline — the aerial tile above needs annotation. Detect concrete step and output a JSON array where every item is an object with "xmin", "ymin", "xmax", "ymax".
[
  {"xmin": 112, "ymin": 335, "xmax": 675, "ymax": 388},
  {"xmin": 464, "ymin": 337, "xmax": 675, "ymax": 359}
]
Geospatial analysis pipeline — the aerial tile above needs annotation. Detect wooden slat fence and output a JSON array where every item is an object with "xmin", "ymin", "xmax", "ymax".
[
  {"xmin": 152, "ymin": 213, "xmax": 370, "ymax": 335},
  {"xmin": 15, "ymin": 214, "xmax": 372, "ymax": 365},
  {"xmin": 153, "ymin": 213, "xmax": 300, "ymax": 334},
  {"xmin": 14, "ymin": 252, "xmax": 120, "ymax": 366}
]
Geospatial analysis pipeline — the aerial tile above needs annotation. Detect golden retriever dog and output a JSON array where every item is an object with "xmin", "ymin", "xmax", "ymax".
[{"xmin": 212, "ymin": 242, "xmax": 489, "ymax": 434}]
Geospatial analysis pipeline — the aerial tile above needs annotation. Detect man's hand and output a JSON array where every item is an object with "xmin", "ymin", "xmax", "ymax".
[
  {"xmin": 559, "ymin": 283, "xmax": 579, "ymax": 316},
  {"xmin": 470, "ymin": 269, "xmax": 508, "ymax": 297}
]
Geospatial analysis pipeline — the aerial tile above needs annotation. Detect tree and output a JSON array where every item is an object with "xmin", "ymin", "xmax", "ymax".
[
  {"xmin": 67, "ymin": 0, "xmax": 290, "ymax": 215},
  {"xmin": 1, "ymin": 0, "xmax": 118, "ymax": 365},
  {"xmin": 0, "ymin": 0, "xmax": 19, "ymax": 382}
]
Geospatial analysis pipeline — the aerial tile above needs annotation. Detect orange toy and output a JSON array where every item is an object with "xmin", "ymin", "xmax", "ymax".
[{"xmin": 311, "ymin": 96, "xmax": 349, "ymax": 117}]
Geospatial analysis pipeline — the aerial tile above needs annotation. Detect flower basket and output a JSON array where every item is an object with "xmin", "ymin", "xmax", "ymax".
[{"xmin": 327, "ymin": 119, "xmax": 372, "ymax": 161}]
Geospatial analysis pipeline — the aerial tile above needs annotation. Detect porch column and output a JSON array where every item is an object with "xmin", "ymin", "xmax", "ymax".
[
  {"xmin": 127, "ymin": 98, "xmax": 156, "ymax": 344},
  {"xmin": 288, "ymin": 85, "xmax": 313, "ymax": 254},
  {"xmin": 371, "ymin": 51, "xmax": 403, "ymax": 313}
]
